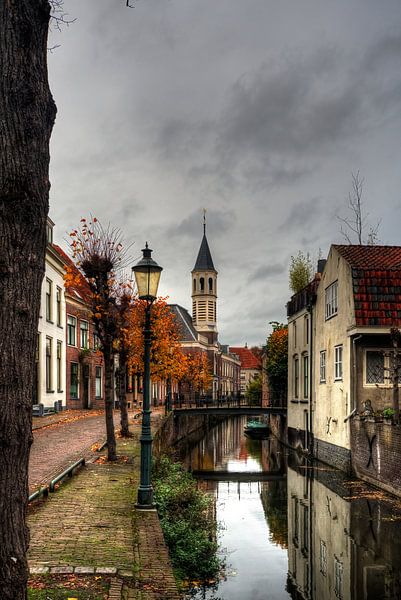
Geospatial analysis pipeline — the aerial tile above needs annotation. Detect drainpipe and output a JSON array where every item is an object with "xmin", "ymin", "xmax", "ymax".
[
  {"xmin": 352, "ymin": 335, "xmax": 362, "ymax": 411},
  {"xmin": 306, "ymin": 300, "xmax": 314, "ymax": 454}
]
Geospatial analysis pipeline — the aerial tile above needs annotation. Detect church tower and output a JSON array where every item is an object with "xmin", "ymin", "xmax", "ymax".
[{"xmin": 191, "ymin": 214, "xmax": 218, "ymax": 344}]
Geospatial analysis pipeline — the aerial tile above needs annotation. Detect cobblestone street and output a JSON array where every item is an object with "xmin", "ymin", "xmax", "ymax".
[
  {"xmin": 29, "ymin": 411, "xmax": 116, "ymax": 493},
  {"xmin": 28, "ymin": 410, "xmax": 180, "ymax": 599}
]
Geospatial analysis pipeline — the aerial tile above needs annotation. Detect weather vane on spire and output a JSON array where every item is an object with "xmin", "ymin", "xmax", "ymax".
[{"xmin": 203, "ymin": 208, "xmax": 207, "ymax": 235}]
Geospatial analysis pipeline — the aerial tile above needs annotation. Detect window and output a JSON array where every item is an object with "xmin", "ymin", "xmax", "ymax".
[
  {"xmin": 325, "ymin": 281, "xmax": 338, "ymax": 319},
  {"xmin": 293, "ymin": 322, "xmax": 297, "ymax": 347},
  {"xmin": 303, "ymin": 355, "xmax": 309, "ymax": 399},
  {"xmin": 200, "ymin": 277, "xmax": 205, "ymax": 291},
  {"xmin": 56, "ymin": 287, "xmax": 62, "ymax": 326},
  {"xmin": 193, "ymin": 278, "xmax": 196, "ymax": 292},
  {"xmin": 70, "ymin": 363, "xmax": 79, "ymax": 399},
  {"xmin": 304, "ymin": 316, "xmax": 309, "ymax": 345},
  {"xmin": 46, "ymin": 279, "xmax": 52, "ymax": 321},
  {"xmin": 320, "ymin": 351, "xmax": 326, "ymax": 383},
  {"xmin": 93, "ymin": 332, "xmax": 100, "ymax": 350},
  {"xmin": 57, "ymin": 340, "xmax": 62, "ymax": 392},
  {"xmin": 46, "ymin": 337, "xmax": 52, "ymax": 392},
  {"xmin": 293, "ymin": 497, "xmax": 299, "ymax": 546},
  {"xmin": 334, "ymin": 345, "xmax": 343, "ymax": 380},
  {"xmin": 366, "ymin": 351, "xmax": 385, "ymax": 384},
  {"xmin": 208, "ymin": 277, "xmax": 213, "ymax": 292},
  {"xmin": 80, "ymin": 320, "xmax": 89, "ymax": 349},
  {"xmin": 334, "ymin": 558, "xmax": 343, "ymax": 599},
  {"xmin": 302, "ymin": 505, "xmax": 309, "ymax": 554},
  {"xmin": 67, "ymin": 315, "xmax": 76, "ymax": 346},
  {"xmin": 294, "ymin": 356, "xmax": 299, "ymax": 398},
  {"xmin": 46, "ymin": 221, "xmax": 53, "ymax": 244},
  {"xmin": 320, "ymin": 540, "xmax": 327, "ymax": 576},
  {"xmin": 95, "ymin": 366, "xmax": 102, "ymax": 398}
]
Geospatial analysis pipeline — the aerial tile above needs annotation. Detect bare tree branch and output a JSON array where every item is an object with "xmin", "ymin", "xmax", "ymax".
[
  {"xmin": 49, "ymin": 0, "xmax": 76, "ymax": 31},
  {"xmin": 336, "ymin": 171, "xmax": 381, "ymax": 245}
]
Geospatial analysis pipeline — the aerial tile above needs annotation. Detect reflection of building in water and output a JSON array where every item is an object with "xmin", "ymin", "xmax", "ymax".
[{"xmin": 287, "ymin": 456, "xmax": 401, "ymax": 600}]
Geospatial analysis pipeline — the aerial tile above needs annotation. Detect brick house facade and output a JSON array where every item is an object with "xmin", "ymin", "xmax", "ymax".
[{"xmin": 54, "ymin": 245, "xmax": 105, "ymax": 411}]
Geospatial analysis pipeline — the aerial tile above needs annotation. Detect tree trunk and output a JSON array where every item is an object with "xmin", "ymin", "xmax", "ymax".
[
  {"xmin": 103, "ymin": 345, "xmax": 117, "ymax": 460},
  {"xmin": 0, "ymin": 2, "xmax": 56, "ymax": 598},
  {"xmin": 118, "ymin": 351, "xmax": 131, "ymax": 437}
]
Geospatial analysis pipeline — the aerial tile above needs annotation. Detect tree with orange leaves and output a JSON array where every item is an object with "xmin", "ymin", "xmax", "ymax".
[
  {"xmin": 127, "ymin": 298, "xmax": 187, "ymax": 386},
  {"xmin": 183, "ymin": 352, "xmax": 212, "ymax": 403},
  {"xmin": 67, "ymin": 218, "xmax": 131, "ymax": 461},
  {"xmin": 265, "ymin": 321, "xmax": 288, "ymax": 406}
]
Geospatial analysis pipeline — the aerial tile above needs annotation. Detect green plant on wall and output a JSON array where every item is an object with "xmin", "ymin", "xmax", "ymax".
[
  {"xmin": 152, "ymin": 456, "xmax": 222, "ymax": 585},
  {"xmin": 383, "ymin": 407, "xmax": 395, "ymax": 419}
]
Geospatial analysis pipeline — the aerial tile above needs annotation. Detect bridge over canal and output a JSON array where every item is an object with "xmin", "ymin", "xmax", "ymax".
[{"xmin": 171, "ymin": 404, "xmax": 287, "ymax": 417}]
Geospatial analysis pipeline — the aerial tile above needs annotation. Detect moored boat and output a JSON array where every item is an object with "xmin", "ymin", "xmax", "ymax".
[{"xmin": 244, "ymin": 419, "xmax": 269, "ymax": 439}]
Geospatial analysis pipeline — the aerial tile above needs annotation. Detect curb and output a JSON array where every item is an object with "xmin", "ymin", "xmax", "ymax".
[{"xmin": 29, "ymin": 566, "xmax": 133, "ymax": 576}]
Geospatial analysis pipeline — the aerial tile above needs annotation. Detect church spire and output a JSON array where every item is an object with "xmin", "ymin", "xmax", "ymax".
[
  {"xmin": 193, "ymin": 210, "xmax": 216, "ymax": 272},
  {"xmin": 191, "ymin": 211, "xmax": 218, "ymax": 342}
]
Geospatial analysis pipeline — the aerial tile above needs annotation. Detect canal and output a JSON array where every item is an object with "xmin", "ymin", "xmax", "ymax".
[{"xmin": 181, "ymin": 415, "xmax": 401, "ymax": 600}]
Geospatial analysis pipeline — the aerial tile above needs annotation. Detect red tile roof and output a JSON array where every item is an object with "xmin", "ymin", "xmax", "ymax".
[
  {"xmin": 334, "ymin": 245, "xmax": 401, "ymax": 327},
  {"xmin": 334, "ymin": 245, "xmax": 401, "ymax": 269},
  {"xmin": 229, "ymin": 347, "xmax": 261, "ymax": 370}
]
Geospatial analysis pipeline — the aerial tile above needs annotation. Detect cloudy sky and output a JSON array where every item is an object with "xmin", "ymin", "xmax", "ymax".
[{"xmin": 48, "ymin": 0, "xmax": 401, "ymax": 346}]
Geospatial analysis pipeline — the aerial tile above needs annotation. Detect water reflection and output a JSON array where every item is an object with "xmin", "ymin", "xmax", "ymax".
[
  {"xmin": 183, "ymin": 417, "xmax": 401, "ymax": 600},
  {"xmin": 287, "ymin": 455, "xmax": 401, "ymax": 600}
]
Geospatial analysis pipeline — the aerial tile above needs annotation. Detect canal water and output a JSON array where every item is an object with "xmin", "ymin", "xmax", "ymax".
[{"xmin": 182, "ymin": 416, "xmax": 401, "ymax": 600}]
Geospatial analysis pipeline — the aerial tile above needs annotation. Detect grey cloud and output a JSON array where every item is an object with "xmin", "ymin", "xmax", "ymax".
[
  {"xmin": 167, "ymin": 208, "xmax": 236, "ymax": 239},
  {"xmin": 279, "ymin": 198, "xmax": 322, "ymax": 232},
  {"xmin": 248, "ymin": 263, "xmax": 286, "ymax": 282}
]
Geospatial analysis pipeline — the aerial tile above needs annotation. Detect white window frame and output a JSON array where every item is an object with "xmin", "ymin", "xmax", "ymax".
[
  {"xmin": 325, "ymin": 281, "xmax": 338, "ymax": 320},
  {"xmin": 303, "ymin": 354, "xmax": 309, "ymax": 399},
  {"xmin": 304, "ymin": 315, "xmax": 309, "ymax": 345},
  {"xmin": 80, "ymin": 320, "xmax": 89, "ymax": 349},
  {"xmin": 56, "ymin": 286, "xmax": 62, "ymax": 327},
  {"xmin": 320, "ymin": 540, "xmax": 327, "ymax": 576},
  {"xmin": 46, "ymin": 278, "xmax": 52, "ymax": 322},
  {"xmin": 294, "ymin": 355, "xmax": 299, "ymax": 398},
  {"xmin": 57, "ymin": 340, "xmax": 63, "ymax": 392},
  {"xmin": 70, "ymin": 362, "xmax": 79, "ymax": 399},
  {"xmin": 364, "ymin": 349, "xmax": 386, "ymax": 386},
  {"xmin": 334, "ymin": 345, "xmax": 343, "ymax": 381},
  {"xmin": 334, "ymin": 558, "xmax": 344, "ymax": 599},
  {"xmin": 95, "ymin": 366, "xmax": 102, "ymax": 398},
  {"xmin": 45, "ymin": 336, "xmax": 52, "ymax": 392},
  {"xmin": 67, "ymin": 315, "xmax": 77, "ymax": 346},
  {"xmin": 320, "ymin": 350, "xmax": 326, "ymax": 383}
]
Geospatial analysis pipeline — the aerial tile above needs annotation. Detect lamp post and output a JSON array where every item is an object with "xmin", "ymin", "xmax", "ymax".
[{"xmin": 132, "ymin": 243, "xmax": 163, "ymax": 508}]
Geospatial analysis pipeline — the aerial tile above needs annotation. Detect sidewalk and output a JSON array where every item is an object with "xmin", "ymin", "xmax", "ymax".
[
  {"xmin": 32, "ymin": 408, "xmax": 104, "ymax": 431},
  {"xmin": 28, "ymin": 412, "xmax": 181, "ymax": 599}
]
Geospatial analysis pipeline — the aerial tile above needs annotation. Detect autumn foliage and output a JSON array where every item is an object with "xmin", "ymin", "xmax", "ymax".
[
  {"xmin": 265, "ymin": 322, "xmax": 288, "ymax": 404},
  {"xmin": 127, "ymin": 297, "xmax": 187, "ymax": 381},
  {"xmin": 183, "ymin": 352, "xmax": 212, "ymax": 396}
]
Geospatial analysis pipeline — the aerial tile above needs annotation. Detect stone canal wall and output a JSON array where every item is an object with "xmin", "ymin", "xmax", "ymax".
[
  {"xmin": 351, "ymin": 418, "xmax": 401, "ymax": 498},
  {"xmin": 153, "ymin": 412, "xmax": 226, "ymax": 459}
]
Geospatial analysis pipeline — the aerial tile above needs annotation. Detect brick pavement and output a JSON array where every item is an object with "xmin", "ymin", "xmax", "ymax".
[
  {"xmin": 28, "ymin": 415, "xmax": 181, "ymax": 600},
  {"xmin": 29, "ymin": 411, "xmax": 118, "ymax": 493}
]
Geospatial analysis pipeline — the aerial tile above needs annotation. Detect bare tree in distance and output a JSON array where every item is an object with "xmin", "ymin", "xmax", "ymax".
[{"xmin": 337, "ymin": 171, "xmax": 381, "ymax": 245}]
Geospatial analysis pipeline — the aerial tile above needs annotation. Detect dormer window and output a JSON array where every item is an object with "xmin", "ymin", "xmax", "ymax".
[
  {"xmin": 46, "ymin": 221, "xmax": 53, "ymax": 245},
  {"xmin": 325, "ymin": 281, "xmax": 338, "ymax": 320}
]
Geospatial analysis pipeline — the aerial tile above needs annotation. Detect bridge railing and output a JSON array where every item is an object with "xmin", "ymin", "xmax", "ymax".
[{"xmin": 168, "ymin": 393, "xmax": 262, "ymax": 411}]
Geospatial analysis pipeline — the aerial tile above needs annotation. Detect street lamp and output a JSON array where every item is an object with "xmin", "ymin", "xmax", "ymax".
[{"xmin": 132, "ymin": 242, "xmax": 163, "ymax": 508}]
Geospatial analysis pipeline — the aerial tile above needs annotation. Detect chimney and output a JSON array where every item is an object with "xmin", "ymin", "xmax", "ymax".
[{"xmin": 317, "ymin": 259, "xmax": 326, "ymax": 274}]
